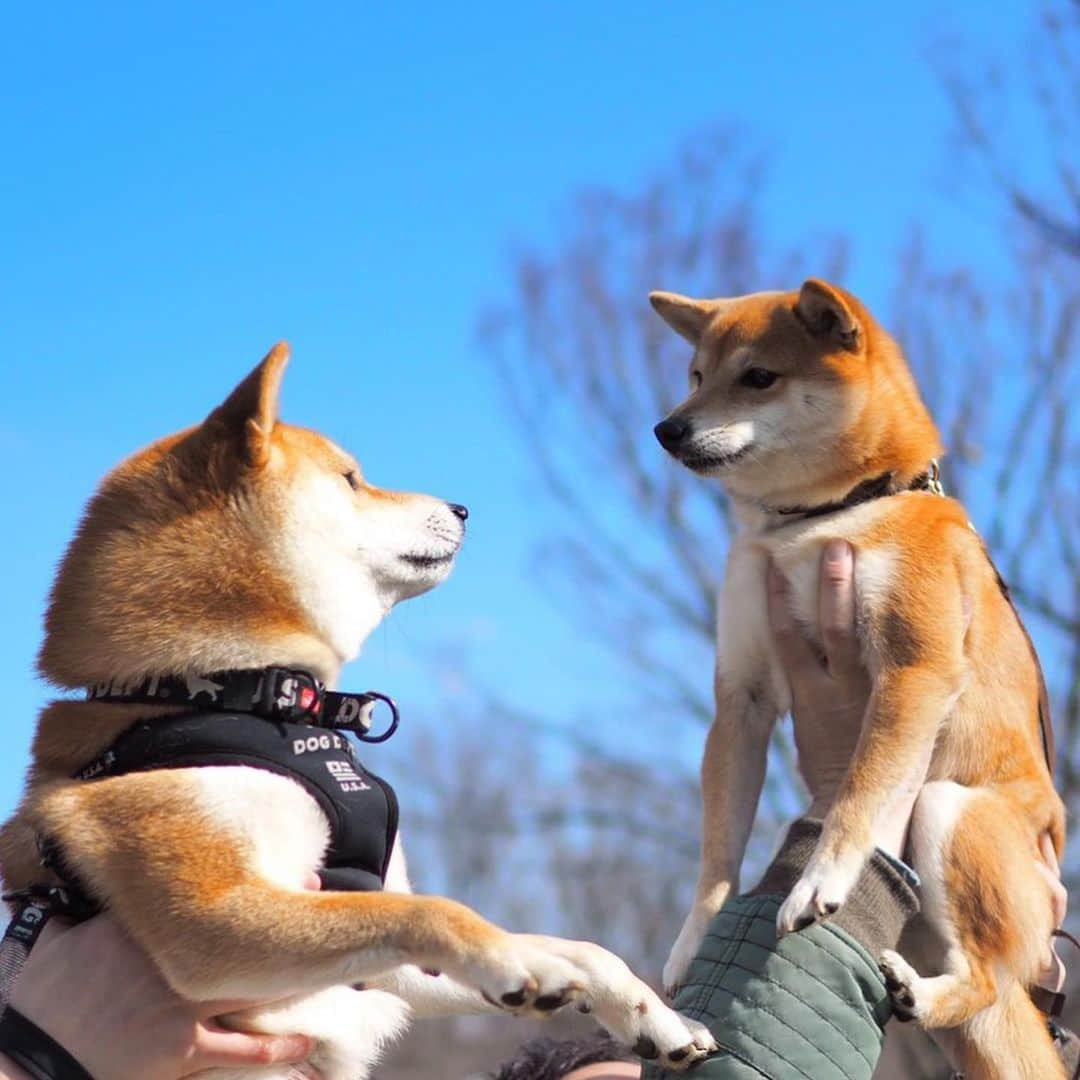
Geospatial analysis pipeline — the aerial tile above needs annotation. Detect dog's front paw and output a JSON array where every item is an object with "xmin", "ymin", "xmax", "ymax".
[
  {"xmin": 639, "ymin": 1010, "xmax": 717, "ymax": 1071},
  {"xmin": 599, "ymin": 985, "xmax": 719, "ymax": 1072},
  {"xmin": 776, "ymin": 855, "xmax": 862, "ymax": 936},
  {"xmin": 462, "ymin": 938, "xmax": 585, "ymax": 1017},
  {"xmin": 514, "ymin": 934, "xmax": 719, "ymax": 1071},
  {"xmin": 879, "ymin": 949, "xmax": 921, "ymax": 1022}
]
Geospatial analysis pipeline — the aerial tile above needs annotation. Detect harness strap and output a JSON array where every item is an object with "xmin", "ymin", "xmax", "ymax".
[
  {"xmin": 1029, "ymin": 930, "xmax": 1080, "ymax": 1020},
  {"xmin": 0, "ymin": 1005, "xmax": 93, "ymax": 1079},
  {"xmin": 0, "ymin": 887, "xmax": 97, "ymax": 1010}
]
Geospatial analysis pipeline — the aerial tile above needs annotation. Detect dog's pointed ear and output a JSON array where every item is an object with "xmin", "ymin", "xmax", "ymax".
[
  {"xmin": 207, "ymin": 342, "xmax": 290, "ymax": 467},
  {"xmin": 794, "ymin": 280, "xmax": 861, "ymax": 350},
  {"xmin": 649, "ymin": 291, "xmax": 717, "ymax": 345}
]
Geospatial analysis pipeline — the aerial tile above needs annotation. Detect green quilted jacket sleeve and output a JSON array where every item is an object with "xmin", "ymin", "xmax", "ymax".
[
  {"xmin": 645, "ymin": 893, "xmax": 893, "ymax": 1080},
  {"xmin": 644, "ymin": 821, "xmax": 918, "ymax": 1080}
]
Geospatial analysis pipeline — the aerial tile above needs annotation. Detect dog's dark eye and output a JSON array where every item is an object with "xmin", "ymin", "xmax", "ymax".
[
  {"xmin": 690, "ymin": 370, "xmax": 703, "ymax": 389},
  {"xmin": 343, "ymin": 470, "xmax": 360, "ymax": 491},
  {"xmin": 739, "ymin": 367, "xmax": 778, "ymax": 390}
]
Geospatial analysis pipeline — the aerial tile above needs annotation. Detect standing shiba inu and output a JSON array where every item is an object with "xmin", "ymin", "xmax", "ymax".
[
  {"xmin": 0, "ymin": 345, "xmax": 717, "ymax": 1079},
  {"xmin": 650, "ymin": 281, "xmax": 1065, "ymax": 1079}
]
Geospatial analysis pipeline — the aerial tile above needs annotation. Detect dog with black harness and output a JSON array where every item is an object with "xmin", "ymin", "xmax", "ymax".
[{"xmin": 0, "ymin": 344, "xmax": 718, "ymax": 1080}]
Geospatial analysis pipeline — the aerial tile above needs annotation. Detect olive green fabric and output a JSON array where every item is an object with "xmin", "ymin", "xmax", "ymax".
[{"xmin": 644, "ymin": 894, "xmax": 892, "ymax": 1080}]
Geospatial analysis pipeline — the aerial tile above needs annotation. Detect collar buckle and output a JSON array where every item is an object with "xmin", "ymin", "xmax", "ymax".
[
  {"xmin": 321, "ymin": 690, "xmax": 400, "ymax": 743},
  {"xmin": 258, "ymin": 667, "xmax": 324, "ymax": 721}
]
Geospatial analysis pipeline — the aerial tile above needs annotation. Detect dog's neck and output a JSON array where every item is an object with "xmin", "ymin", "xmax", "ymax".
[{"xmin": 731, "ymin": 461, "xmax": 941, "ymax": 534}]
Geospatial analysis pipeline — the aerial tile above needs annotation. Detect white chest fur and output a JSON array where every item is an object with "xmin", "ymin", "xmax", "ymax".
[{"xmin": 718, "ymin": 499, "xmax": 900, "ymax": 717}]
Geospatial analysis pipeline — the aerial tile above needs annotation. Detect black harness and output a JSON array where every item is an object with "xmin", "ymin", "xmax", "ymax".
[{"xmin": 1, "ymin": 667, "xmax": 402, "ymax": 999}]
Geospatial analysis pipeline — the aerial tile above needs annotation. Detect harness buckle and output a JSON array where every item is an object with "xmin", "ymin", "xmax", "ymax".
[{"xmin": 2, "ymin": 884, "xmax": 97, "ymax": 922}]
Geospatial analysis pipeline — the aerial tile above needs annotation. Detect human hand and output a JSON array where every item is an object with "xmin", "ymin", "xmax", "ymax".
[
  {"xmin": 766, "ymin": 540, "xmax": 930, "ymax": 857},
  {"xmin": 6, "ymin": 876, "xmax": 324, "ymax": 1080},
  {"xmin": 1035, "ymin": 833, "xmax": 1069, "ymax": 994}
]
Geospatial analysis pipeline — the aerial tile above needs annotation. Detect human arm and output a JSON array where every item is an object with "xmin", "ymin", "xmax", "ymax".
[
  {"xmin": 0, "ymin": 913, "xmax": 314, "ymax": 1080},
  {"xmin": 648, "ymin": 542, "xmax": 1067, "ymax": 1079},
  {"xmin": 643, "ymin": 543, "xmax": 919, "ymax": 1079},
  {"xmin": 0, "ymin": 871, "xmax": 331, "ymax": 1080}
]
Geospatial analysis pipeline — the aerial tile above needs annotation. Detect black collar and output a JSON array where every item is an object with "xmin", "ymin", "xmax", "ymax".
[
  {"xmin": 86, "ymin": 666, "xmax": 400, "ymax": 743},
  {"xmin": 770, "ymin": 460, "xmax": 944, "ymax": 521}
]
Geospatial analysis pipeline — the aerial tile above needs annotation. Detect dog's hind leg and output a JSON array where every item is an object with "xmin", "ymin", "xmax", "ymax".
[{"xmin": 878, "ymin": 781, "xmax": 1063, "ymax": 1080}]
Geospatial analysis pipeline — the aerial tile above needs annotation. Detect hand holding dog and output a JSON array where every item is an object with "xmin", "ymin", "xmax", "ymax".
[
  {"xmin": 1, "ymin": 875, "xmax": 326, "ymax": 1080},
  {"xmin": 769, "ymin": 542, "xmax": 1068, "ymax": 993},
  {"xmin": 766, "ymin": 540, "xmax": 929, "ymax": 859}
]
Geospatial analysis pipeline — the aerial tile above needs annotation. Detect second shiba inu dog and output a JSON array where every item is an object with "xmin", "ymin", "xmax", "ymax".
[
  {"xmin": 0, "ymin": 345, "xmax": 717, "ymax": 1079},
  {"xmin": 650, "ymin": 281, "xmax": 1064, "ymax": 1079}
]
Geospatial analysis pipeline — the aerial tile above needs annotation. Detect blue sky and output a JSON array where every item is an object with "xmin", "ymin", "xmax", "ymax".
[{"xmin": 0, "ymin": 2, "xmax": 1028, "ymax": 821}]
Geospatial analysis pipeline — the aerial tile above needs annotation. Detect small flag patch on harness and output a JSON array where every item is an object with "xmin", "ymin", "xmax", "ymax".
[{"xmin": 325, "ymin": 759, "xmax": 370, "ymax": 793}]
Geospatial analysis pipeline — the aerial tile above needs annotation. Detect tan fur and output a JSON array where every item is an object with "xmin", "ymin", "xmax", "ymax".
[
  {"xmin": 652, "ymin": 281, "xmax": 1065, "ymax": 1078},
  {"xmin": 2, "ymin": 344, "xmax": 718, "ymax": 1078}
]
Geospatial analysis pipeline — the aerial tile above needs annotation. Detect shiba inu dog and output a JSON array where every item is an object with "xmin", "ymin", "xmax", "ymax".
[
  {"xmin": 0, "ymin": 345, "xmax": 717, "ymax": 1079},
  {"xmin": 650, "ymin": 281, "xmax": 1065, "ymax": 1079}
]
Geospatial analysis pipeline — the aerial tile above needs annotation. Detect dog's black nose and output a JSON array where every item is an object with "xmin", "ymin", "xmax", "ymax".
[
  {"xmin": 654, "ymin": 417, "xmax": 691, "ymax": 451},
  {"xmin": 448, "ymin": 502, "xmax": 469, "ymax": 521}
]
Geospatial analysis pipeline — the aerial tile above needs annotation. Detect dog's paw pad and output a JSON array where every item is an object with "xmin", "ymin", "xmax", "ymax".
[
  {"xmin": 689, "ymin": 1019, "xmax": 720, "ymax": 1053},
  {"xmin": 776, "ymin": 878, "xmax": 818, "ymax": 936},
  {"xmin": 659, "ymin": 1040, "xmax": 717, "ymax": 1070},
  {"xmin": 633, "ymin": 1036, "xmax": 660, "ymax": 1060},
  {"xmin": 534, "ymin": 990, "xmax": 572, "ymax": 1012},
  {"xmin": 646, "ymin": 1018, "xmax": 720, "ymax": 1070},
  {"xmin": 879, "ymin": 950, "xmax": 919, "ymax": 1022},
  {"xmin": 777, "ymin": 860, "xmax": 860, "ymax": 936}
]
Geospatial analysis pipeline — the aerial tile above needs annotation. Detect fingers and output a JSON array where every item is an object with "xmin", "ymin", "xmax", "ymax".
[
  {"xmin": 818, "ymin": 540, "xmax": 861, "ymax": 680},
  {"xmin": 1038, "ymin": 831, "xmax": 1061, "ymax": 877},
  {"xmin": 1036, "ymin": 832, "xmax": 1068, "ymax": 928},
  {"xmin": 190, "ymin": 1027, "xmax": 314, "ymax": 1072},
  {"xmin": 766, "ymin": 559, "xmax": 820, "ymax": 676}
]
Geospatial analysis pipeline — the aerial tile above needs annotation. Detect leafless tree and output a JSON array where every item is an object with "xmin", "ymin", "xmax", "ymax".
[
  {"xmin": 900, "ymin": 0, "xmax": 1080, "ymax": 837},
  {"xmin": 379, "ymin": 6, "xmax": 1078, "ymax": 1078},
  {"xmin": 935, "ymin": 1, "xmax": 1080, "ymax": 259},
  {"xmin": 476, "ymin": 131, "xmax": 846, "ymax": 880},
  {"xmin": 884, "ymin": 6, "xmax": 1080, "ymax": 1076}
]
